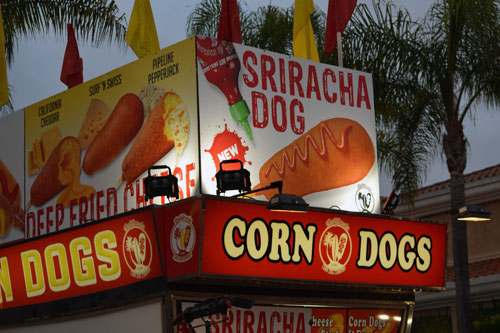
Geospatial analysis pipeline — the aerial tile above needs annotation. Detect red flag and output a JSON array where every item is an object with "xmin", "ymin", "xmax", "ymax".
[
  {"xmin": 217, "ymin": 0, "xmax": 242, "ymax": 43},
  {"xmin": 60, "ymin": 24, "xmax": 83, "ymax": 88},
  {"xmin": 325, "ymin": 0, "xmax": 357, "ymax": 54}
]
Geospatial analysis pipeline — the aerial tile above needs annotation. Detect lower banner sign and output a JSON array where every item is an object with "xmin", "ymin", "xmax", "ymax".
[
  {"xmin": 177, "ymin": 302, "xmax": 402, "ymax": 333},
  {"xmin": 0, "ymin": 207, "xmax": 163, "ymax": 311}
]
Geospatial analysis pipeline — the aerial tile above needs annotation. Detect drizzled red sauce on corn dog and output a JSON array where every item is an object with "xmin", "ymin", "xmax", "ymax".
[{"xmin": 265, "ymin": 122, "xmax": 352, "ymax": 178}]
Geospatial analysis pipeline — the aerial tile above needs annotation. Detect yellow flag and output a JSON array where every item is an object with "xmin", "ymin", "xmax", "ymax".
[
  {"xmin": 293, "ymin": 0, "xmax": 319, "ymax": 62},
  {"xmin": 126, "ymin": 0, "xmax": 160, "ymax": 58},
  {"xmin": 0, "ymin": 7, "xmax": 8, "ymax": 105}
]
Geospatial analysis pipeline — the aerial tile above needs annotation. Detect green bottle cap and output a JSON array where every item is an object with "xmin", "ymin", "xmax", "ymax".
[{"xmin": 229, "ymin": 100, "xmax": 253, "ymax": 141}]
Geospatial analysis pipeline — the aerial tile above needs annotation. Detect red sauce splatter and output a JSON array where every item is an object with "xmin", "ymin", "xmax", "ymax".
[{"xmin": 205, "ymin": 124, "xmax": 251, "ymax": 179}]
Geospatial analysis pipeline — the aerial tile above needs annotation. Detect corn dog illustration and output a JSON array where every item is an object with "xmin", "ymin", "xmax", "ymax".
[
  {"xmin": 0, "ymin": 159, "xmax": 24, "ymax": 236},
  {"xmin": 0, "ymin": 194, "xmax": 14, "ymax": 237},
  {"xmin": 30, "ymin": 136, "xmax": 95, "ymax": 208},
  {"xmin": 30, "ymin": 137, "xmax": 78, "ymax": 206},
  {"xmin": 122, "ymin": 91, "xmax": 189, "ymax": 184},
  {"xmin": 254, "ymin": 118, "xmax": 375, "ymax": 199},
  {"xmin": 83, "ymin": 93, "xmax": 144, "ymax": 175}
]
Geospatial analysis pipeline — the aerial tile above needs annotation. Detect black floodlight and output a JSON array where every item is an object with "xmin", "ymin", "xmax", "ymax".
[
  {"xmin": 216, "ymin": 159, "xmax": 251, "ymax": 195},
  {"xmin": 457, "ymin": 205, "xmax": 491, "ymax": 222},
  {"xmin": 267, "ymin": 193, "xmax": 309, "ymax": 212},
  {"xmin": 382, "ymin": 188, "xmax": 399, "ymax": 215},
  {"xmin": 143, "ymin": 165, "xmax": 179, "ymax": 201}
]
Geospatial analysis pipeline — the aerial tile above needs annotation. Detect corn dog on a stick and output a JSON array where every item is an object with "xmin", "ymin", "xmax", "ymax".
[
  {"xmin": 122, "ymin": 91, "xmax": 188, "ymax": 184},
  {"xmin": 30, "ymin": 136, "xmax": 81, "ymax": 206}
]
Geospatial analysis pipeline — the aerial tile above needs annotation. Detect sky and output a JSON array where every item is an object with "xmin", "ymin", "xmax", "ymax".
[{"xmin": 6, "ymin": 0, "xmax": 500, "ymax": 196}]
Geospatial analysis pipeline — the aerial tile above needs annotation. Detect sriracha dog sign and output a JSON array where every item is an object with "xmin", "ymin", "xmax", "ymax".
[
  {"xmin": 199, "ymin": 198, "xmax": 447, "ymax": 289},
  {"xmin": 198, "ymin": 36, "xmax": 379, "ymax": 212}
]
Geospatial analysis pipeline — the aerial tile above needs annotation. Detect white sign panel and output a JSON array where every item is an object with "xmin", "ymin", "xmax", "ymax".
[{"xmin": 197, "ymin": 37, "xmax": 379, "ymax": 212}]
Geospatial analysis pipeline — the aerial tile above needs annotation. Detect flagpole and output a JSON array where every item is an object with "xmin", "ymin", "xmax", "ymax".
[
  {"xmin": 337, "ymin": 31, "xmax": 343, "ymax": 67},
  {"xmin": 306, "ymin": 23, "xmax": 312, "ymax": 60}
]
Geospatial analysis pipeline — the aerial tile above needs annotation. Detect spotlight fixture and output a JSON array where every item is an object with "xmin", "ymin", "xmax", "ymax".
[
  {"xmin": 216, "ymin": 159, "xmax": 251, "ymax": 195},
  {"xmin": 217, "ymin": 161, "xmax": 308, "ymax": 212},
  {"xmin": 382, "ymin": 188, "xmax": 399, "ymax": 215},
  {"xmin": 457, "ymin": 205, "xmax": 491, "ymax": 222},
  {"xmin": 267, "ymin": 193, "xmax": 309, "ymax": 212},
  {"xmin": 143, "ymin": 165, "xmax": 179, "ymax": 201}
]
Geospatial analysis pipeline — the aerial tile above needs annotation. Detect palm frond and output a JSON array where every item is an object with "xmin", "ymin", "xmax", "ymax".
[
  {"xmin": 186, "ymin": 0, "xmax": 220, "ymax": 38},
  {"xmin": 1, "ymin": 0, "xmax": 127, "ymax": 65}
]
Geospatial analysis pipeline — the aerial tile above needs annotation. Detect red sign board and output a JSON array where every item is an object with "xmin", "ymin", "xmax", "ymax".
[
  {"xmin": 0, "ymin": 207, "xmax": 163, "ymax": 310},
  {"xmin": 199, "ymin": 198, "xmax": 447, "ymax": 289},
  {"xmin": 156, "ymin": 198, "xmax": 202, "ymax": 280}
]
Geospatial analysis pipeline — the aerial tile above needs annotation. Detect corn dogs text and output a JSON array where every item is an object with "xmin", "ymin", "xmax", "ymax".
[
  {"xmin": 122, "ymin": 91, "xmax": 188, "ymax": 184},
  {"xmin": 256, "ymin": 118, "xmax": 375, "ymax": 199},
  {"xmin": 83, "ymin": 93, "xmax": 144, "ymax": 175}
]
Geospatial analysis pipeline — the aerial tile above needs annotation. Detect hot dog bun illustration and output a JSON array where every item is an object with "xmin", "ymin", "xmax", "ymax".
[
  {"xmin": 0, "ymin": 159, "xmax": 24, "ymax": 236},
  {"xmin": 31, "ymin": 136, "xmax": 94, "ymax": 207},
  {"xmin": 83, "ymin": 93, "xmax": 144, "ymax": 175},
  {"xmin": 255, "ymin": 118, "xmax": 375, "ymax": 199},
  {"xmin": 122, "ymin": 91, "xmax": 189, "ymax": 184}
]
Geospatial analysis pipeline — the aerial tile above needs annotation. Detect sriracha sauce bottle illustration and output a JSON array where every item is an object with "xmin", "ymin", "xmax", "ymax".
[{"xmin": 196, "ymin": 36, "xmax": 253, "ymax": 140}]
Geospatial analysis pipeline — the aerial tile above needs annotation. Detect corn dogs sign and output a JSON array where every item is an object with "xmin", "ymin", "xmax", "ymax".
[
  {"xmin": 0, "ymin": 208, "xmax": 163, "ymax": 310},
  {"xmin": 199, "ymin": 198, "xmax": 446, "ymax": 289},
  {"xmin": 198, "ymin": 37, "xmax": 379, "ymax": 212}
]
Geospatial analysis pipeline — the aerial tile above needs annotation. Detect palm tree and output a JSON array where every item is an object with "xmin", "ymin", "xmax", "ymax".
[
  {"xmin": 1, "ymin": 0, "xmax": 128, "ymax": 113},
  {"xmin": 343, "ymin": 1, "xmax": 500, "ymax": 331},
  {"xmin": 186, "ymin": 0, "xmax": 325, "ymax": 56}
]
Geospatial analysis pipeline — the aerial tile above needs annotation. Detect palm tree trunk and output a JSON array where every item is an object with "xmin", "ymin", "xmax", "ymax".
[{"xmin": 443, "ymin": 123, "xmax": 473, "ymax": 332}]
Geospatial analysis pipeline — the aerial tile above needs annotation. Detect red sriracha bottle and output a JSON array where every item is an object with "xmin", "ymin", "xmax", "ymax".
[{"xmin": 196, "ymin": 36, "xmax": 253, "ymax": 140}]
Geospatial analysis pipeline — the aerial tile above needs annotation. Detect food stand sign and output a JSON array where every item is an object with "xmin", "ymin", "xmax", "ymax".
[
  {"xmin": 197, "ymin": 36, "xmax": 379, "ymax": 213},
  {"xmin": 24, "ymin": 37, "xmax": 199, "ymax": 239},
  {"xmin": 16, "ymin": 36, "xmax": 379, "ymax": 241},
  {"xmin": 199, "ymin": 198, "xmax": 447, "ymax": 289},
  {"xmin": 0, "ymin": 207, "xmax": 163, "ymax": 311}
]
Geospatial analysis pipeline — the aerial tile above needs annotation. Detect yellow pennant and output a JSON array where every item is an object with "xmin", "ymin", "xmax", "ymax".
[
  {"xmin": 293, "ymin": 0, "xmax": 319, "ymax": 62},
  {"xmin": 126, "ymin": 0, "xmax": 160, "ymax": 58}
]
